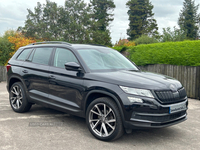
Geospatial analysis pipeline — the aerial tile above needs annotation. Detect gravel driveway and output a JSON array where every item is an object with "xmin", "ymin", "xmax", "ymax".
[{"xmin": 0, "ymin": 81, "xmax": 200, "ymax": 150}]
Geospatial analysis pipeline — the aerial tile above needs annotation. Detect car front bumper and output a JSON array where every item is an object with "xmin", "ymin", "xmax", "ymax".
[
  {"xmin": 120, "ymin": 94, "xmax": 188, "ymax": 129},
  {"xmin": 124, "ymin": 110, "xmax": 187, "ymax": 129}
]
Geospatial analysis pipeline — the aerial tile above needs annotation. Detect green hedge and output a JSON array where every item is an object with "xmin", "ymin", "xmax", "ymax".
[
  {"xmin": 0, "ymin": 39, "xmax": 14, "ymax": 66},
  {"xmin": 113, "ymin": 40, "xmax": 200, "ymax": 66}
]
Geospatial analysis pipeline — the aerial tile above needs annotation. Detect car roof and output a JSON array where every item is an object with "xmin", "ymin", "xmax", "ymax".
[
  {"xmin": 22, "ymin": 43, "xmax": 110, "ymax": 50},
  {"xmin": 71, "ymin": 44, "xmax": 109, "ymax": 50}
]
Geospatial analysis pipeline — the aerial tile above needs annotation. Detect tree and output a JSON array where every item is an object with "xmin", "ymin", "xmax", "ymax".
[
  {"xmin": 162, "ymin": 27, "xmax": 187, "ymax": 42},
  {"xmin": 126, "ymin": 0, "xmax": 159, "ymax": 40},
  {"xmin": 61, "ymin": 0, "xmax": 91, "ymax": 43},
  {"xmin": 18, "ymin": 0, "xmax": 115, "ymax": 45},
  {"xmin": 178, "ymin": 0, "xmax": 200, "ymax": 40},
  {"xmin": 19, "ymin": 0, "xmax": 93, "ymax": 43},
  {"xmin": 18, "ymin": 0, "xmax": 61, "ymax": 40},
  {"xmin": 89, "ymin": 0, "xmax": 115, "ymax": 46},
  {"xmin": 42, "ymin": 1, "xmax": 62, "ymax": 40}
]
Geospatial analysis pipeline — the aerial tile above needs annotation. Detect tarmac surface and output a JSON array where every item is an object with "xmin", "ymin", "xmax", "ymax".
[{"xmin": 0, "ymin": 81, "xmax": 200, "ymax": 150}]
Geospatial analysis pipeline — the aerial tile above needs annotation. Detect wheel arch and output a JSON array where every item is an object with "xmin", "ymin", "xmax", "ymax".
[
  {"xmin": 84, "ymin": 90, "xmax": 125, "ymax": 123},
  {"xmin": 8, "ymin": 75, "xmax": 26, "ymax": 91}
]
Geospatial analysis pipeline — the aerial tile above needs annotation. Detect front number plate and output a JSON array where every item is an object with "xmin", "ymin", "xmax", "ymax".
[{"xmin": 169, "ymin": 102, "xmax": 186, "ymax": 114}]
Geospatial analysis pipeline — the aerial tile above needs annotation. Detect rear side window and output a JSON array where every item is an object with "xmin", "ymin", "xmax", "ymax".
[
  {"xmin": 27, "ymin": 50, "xmax": 35, "ymax": 62},
  {"xmin": 17, "ymin": 48, "xmax": 32, "ymax": 61},
  {"xmin": 32, "ymin": 47, "xmax": 53, "ymax": 65}
]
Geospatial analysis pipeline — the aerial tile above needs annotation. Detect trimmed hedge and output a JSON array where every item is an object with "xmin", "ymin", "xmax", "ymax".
[{"xmin": 113, "ymin": 40, "xmax": 200, "ymax": 66}]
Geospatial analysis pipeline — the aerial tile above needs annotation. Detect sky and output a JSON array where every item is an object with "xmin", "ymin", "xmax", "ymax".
[{"xmin": 0, "ymin": 0, "xmax": 200, "ymax": 44}]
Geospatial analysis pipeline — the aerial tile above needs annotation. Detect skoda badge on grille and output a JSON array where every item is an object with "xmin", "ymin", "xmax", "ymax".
[{"xmin": 170, "ymin": 84, "xmax": 177, "ymax": 92}]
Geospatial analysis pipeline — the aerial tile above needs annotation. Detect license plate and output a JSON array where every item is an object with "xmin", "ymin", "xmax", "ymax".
[{"xmin": 169, "ymin": 102, "xmax": 186, "ymax": 114}]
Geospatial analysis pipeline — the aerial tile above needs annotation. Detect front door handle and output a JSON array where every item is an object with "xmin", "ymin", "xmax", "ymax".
[
  {"xmin": 22, "ymin": 70, "xmax": 28, "ymax": 73},
  {"xmin": 49, "ymin": 75, "xmax": 56, "ymax": 79}
]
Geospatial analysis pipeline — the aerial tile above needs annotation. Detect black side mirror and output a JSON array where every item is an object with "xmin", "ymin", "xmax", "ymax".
[{"xmin": 65, "ymin": 62, "xmax": 82, "ymax": 72}]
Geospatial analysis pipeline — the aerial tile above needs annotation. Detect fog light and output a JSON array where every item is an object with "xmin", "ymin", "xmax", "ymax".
[{"xmin": 128, "ymin": 97, "xmax": 143, "ymax": 103}]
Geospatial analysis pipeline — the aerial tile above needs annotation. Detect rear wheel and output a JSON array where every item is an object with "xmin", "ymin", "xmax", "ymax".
[
  {"xmin": 86, "ymin": 97, "xmax": 124, "ymax": 141},
  {"xmin": 9, "ymin": 82, "xmax": 32, "ymax": 113}
]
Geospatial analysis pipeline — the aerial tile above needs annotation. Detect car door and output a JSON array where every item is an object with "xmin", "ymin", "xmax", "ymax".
[
  {"xmin": 22, "ymin": 47, "xmax": 53, "ymax": 102},
  {"xmin": 48, "ymin": 47, "xmax": 85, "ymax": 113}
]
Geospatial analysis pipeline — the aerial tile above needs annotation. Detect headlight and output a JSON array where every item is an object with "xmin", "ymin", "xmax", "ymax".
[{"xmin": 120, "ymin": 86, "xmax": 154, "ymax": 98}]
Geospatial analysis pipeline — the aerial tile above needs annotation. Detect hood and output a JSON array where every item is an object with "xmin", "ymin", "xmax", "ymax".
[{"xmin": 85, "ymin": 70, "xmax": 182, "ymax": 91}]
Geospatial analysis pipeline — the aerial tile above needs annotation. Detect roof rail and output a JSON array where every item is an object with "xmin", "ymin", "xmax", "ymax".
[
  {"xmin": 28, "ymin": 41, "xmax": 71, "ymax": 46},
  {"xmin": 86, "ymin": 44, "xmax": 107, "ymax": 47}
]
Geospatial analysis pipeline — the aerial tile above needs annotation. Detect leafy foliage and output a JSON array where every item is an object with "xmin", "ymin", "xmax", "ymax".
[
  {"xmin": 18, "ymin": 0, "xmax": 115, "ymax": 46},
  {"xmin": 114, "ymin": 39, "xmax": 135, "ymax": 52},
  {"xmin": 60, "ymin": 0, "xmax": 91, "ymax": 43},
  {"xmin": 124, "ymin": 41, "xmax": 136, "ymax": 47},
  {"xmin": 134, "ymin": 35, "xmax": 158, "ymax": 45},
  {"xmin": 89, "ymin": 0, "xmax": 115, "ymax": 46},
  {"xmin": 0, "ymin": 30, "xmax": 15, "ymax": 65},
  {"xmin": 178, "ymin": 0, "xmax": 200, "ymax": 39},
  {"xmin": 126, "ymin": 0, "xmax": 159, "ymax": 40},
  {"xmin": 115, "ymin": 39, "xmax": 129, "ymax": 46},
  {"xmin": 18, "ymin": 1, "xmax": 64, "ymax": 40},
  {"xmin": 89, "ymin": 0, "xmax": 115, "ymax": 31},
  {"xmin": 112, "ymin": 46, "xmax": 129, "ymax": 52},
  {"xmin": 162, "ymin": 27, "xmax": 187, "ymax": 42},
  {"xmin": 0, "ymin": 30, "xmax": 36, "ymax": 65},
  {"xmin": 8, "ymin": 32, "xmax": 36, "ymax": 53},
  {"xmin": 127, "ymin": 40, "xmax": 200, "ymax": 66}
]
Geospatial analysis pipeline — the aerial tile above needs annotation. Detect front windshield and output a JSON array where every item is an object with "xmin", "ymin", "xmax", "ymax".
[{"xmin": 77, "ymin": 48, "xmax": 138, "ymax": 71}]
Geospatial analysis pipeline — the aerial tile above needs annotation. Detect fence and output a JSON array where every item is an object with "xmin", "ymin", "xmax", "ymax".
[
  {"xmin": 139, "ymin": 64, "xmax": 200, "ymax": 100},
  {"xmin": 0, "ymin": 65, "xmax": 200, "ymax": 99},
  {"xmin": 0, "ymin": 66, "xmax": 6, "ymax": 82}
]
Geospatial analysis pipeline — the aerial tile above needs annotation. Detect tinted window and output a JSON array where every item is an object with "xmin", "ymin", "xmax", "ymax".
[
  {"xmin": 17, "ymin": 48, "xmax": 32, "ymax": 61},
  {"xmin": 54, "ymin": 48, "xmax": 78, "ymax": 69},
  {"xmin": 32, "ymin": 48, "xmax": 53, "ymax": 65},
  {"xmin": 27, "ymin": 49, "xmax": 35, "ymax": 62},
  {"xmin": 77, "ymin": 48, "xmax": 138, "ymax": 71}
]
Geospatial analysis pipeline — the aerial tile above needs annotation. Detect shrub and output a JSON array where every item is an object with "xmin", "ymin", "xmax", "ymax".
[
  {"xmin": 162, "ymin": 27, "xmax": 187, "ymax": 42},
  {"xmin": 0, "ymin": 30, "xmax": 16, "ymax": 65},
  {"xmin": 124, "ymin": 41, "xmax": 136, "ymax": 47},
  {"xmin": 112, "ymin": 46, "xmax": 127, "ymax": 52},
  {"xmin": 113, "ymin": 39, "xmax": 135, "ymax": 53},
  {"xmin": 8, "ymin": 32, "xmax": 36, "ymax": 57},
  {"xmin": 115, "ymin": 39, "xmax": 129, "ymax": 46},
  {"xmin": 134, "ymin": 35, "xmax": 158, "ymax": 45},
  {"xmin": 0, "ymin": 30, "xmax": 36, "ymax": 65},
  {"xmin": 128, "ymin": 40, "xmax": 200, "ymax": 66}
]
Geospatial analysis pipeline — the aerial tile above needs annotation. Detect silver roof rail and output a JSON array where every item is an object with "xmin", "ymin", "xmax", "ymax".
[
  {"xmin": 86, "ymin": 44, "xmax": 107, "ymax": 47},
  {"xmin": 28, "ymin": 41, "xmax": 71, "ymax": 46}
]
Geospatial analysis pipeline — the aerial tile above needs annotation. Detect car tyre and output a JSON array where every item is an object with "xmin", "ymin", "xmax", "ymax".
[
  {"xmin": 86, "ymin": 97, "xmax": 124, "ymax": 141},
  {"xmin": 9, "ymin": 82, "xmax": 32, "ymax": 113}
]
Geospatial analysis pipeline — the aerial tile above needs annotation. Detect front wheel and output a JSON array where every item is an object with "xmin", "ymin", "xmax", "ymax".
[
  {"xmin": 86, "ymin": 97, "xmax": 124, "ymax": 141},
  {"xmin": 9, "ymin": 82, "xmax": 32, "ymax": 113}
]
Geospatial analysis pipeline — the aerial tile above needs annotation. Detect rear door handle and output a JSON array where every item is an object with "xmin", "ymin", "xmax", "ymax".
[{"xmin": 22, "ymin": 70, "xmax": 28, "ymax": 73}]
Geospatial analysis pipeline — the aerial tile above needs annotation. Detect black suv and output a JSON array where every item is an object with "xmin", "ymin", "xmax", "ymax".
[{"xmin": 6, "ymin": 41, "xmax": 188, "ymax": 141}]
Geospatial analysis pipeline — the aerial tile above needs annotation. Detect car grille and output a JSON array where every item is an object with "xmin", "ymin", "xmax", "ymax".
[{"xmin": 155, "ymin": 88, "xmax": 187, "ymax": 104}]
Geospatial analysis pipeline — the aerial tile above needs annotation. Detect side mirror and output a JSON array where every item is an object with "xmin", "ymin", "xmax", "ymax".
[{"xmin": 65, "ymin": 62, "xmax": 82, "ymax": 72}]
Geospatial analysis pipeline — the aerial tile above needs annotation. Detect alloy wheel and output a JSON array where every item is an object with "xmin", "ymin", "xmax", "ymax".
[
  {"xmin": 10, "ymin": 85, "xmax": 23, "ymax": 109},
  {"xmin": 89, "ymin": 103, "xmax": 116, "ymax": 137}
]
